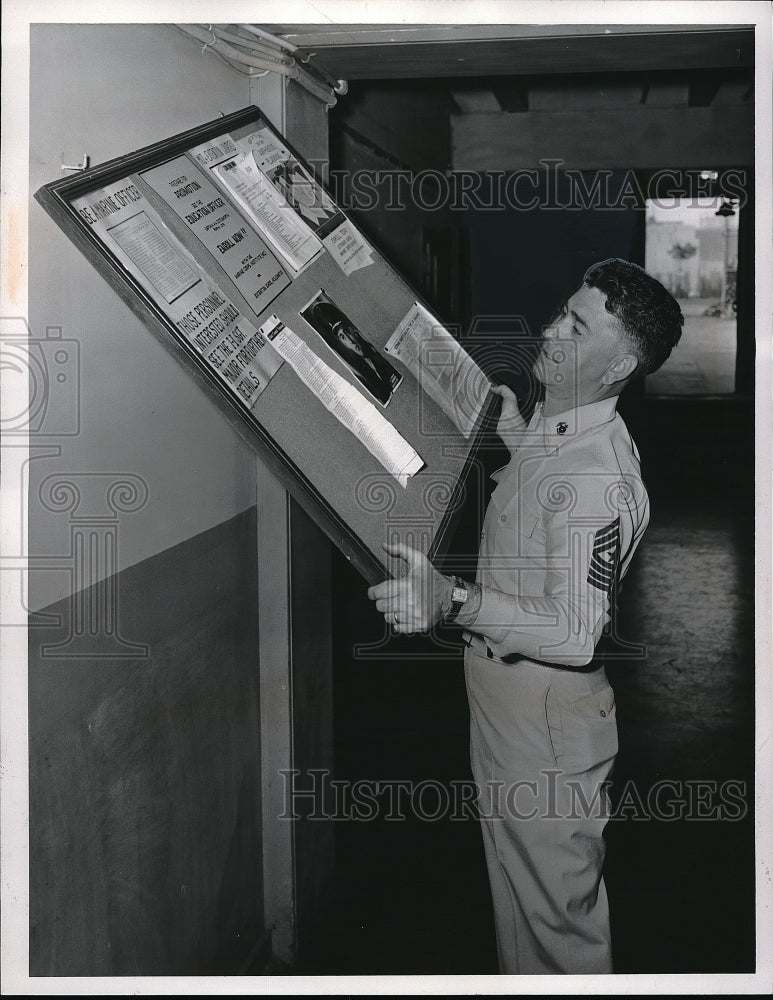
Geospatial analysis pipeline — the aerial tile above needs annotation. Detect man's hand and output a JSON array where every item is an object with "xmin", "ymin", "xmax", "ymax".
[
  {"xmin": 491, "ymin": 383, "xmax": 527, "ymax": 452},
  {"xmin": 367, "ymin": 541, "xmax": 453, "ymax": 634}
]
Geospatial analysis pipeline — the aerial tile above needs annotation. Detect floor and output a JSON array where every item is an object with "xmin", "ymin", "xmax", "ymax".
[{"xmin": 289, "ymin": 395, "xmax": 756, "ymax": 977}]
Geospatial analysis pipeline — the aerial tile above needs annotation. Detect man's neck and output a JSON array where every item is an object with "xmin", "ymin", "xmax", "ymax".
[{"xmin": 542, "ymin": 388, "xmax": 620, "ymax": 419}]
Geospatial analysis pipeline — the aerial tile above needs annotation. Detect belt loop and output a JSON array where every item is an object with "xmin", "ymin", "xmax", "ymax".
[{"xmin": 462, "ymin": 631, "xmax": 495, "ymax": 661}]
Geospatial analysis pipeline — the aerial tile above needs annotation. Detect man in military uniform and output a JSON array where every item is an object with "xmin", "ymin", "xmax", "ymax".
[{"xmin": 367, "ymin": 259, "xmax": 683, "ymax": 974}]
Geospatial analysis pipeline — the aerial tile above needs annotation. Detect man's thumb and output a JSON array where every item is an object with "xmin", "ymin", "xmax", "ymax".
[
  {"xmin": 491, "ymin": 383, "xmax": 517, "ymax": 404},
  {"xmin": 382, "ymin": 539, "xmax": 423, "ymax": 566}
]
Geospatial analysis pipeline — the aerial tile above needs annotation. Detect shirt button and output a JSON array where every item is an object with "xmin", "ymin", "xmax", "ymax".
[
  {"xmin": 600, "ymin": 709, "xmax": 607, "ymax": 717},
  {"xmin": 557, "ymin": 421, "xmax": 568, "ymax": 435}
]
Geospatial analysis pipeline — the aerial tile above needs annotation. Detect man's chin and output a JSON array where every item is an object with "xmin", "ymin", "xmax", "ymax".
[{"xmin": 532, "ymin": 358, "xmax": 548, "ymax": 384}]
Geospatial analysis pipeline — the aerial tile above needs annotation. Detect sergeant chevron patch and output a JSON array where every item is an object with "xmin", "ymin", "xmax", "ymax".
[{"xmin": 587, "ymin": 517, "xmax": 621, "ymax": 593}]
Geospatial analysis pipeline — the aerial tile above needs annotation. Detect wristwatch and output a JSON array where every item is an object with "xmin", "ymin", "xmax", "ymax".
[{"xmin": 444, "ymin": 576, "xmax": 469, "ymax": 623}]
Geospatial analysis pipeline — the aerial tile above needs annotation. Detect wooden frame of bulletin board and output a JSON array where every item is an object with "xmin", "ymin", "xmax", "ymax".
[{"xmin": 35, "ymin": 106, "xmax": 496, "ymax": 584}]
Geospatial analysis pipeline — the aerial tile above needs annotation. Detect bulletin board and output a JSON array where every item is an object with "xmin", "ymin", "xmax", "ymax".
[{"xmin": 35, "ymin": 106, "xmax": 496, "ymax": 584}]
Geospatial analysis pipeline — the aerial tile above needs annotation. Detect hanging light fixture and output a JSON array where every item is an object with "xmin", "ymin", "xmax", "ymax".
[{"xmin": 715, "ymin": 199, "xmax": 737, "ymax": 217}]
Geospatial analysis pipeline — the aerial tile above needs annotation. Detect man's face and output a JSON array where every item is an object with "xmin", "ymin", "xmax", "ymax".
[
  {"xmin": 532, "ymin": 283, "xmax": 632, "ymax": 406},
  {"xmin": 334, "ymin": 322, "xmax": 364, "ymax": 356}
]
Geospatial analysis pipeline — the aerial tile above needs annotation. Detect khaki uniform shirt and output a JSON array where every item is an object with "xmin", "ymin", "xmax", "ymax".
[{"xmin": 466, "ymin": 397, "xmax": 649, "ymax": 667}]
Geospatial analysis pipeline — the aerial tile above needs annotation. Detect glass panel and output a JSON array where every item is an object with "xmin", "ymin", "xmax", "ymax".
[{"xmin": 645, "ymin": 197, "xmax": 738, "ymax": 394}]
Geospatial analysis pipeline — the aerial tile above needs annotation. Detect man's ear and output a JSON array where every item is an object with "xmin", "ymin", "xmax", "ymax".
[{"xmin": 602, "ymin": 353, "xmax": 639, "ymax": 386}]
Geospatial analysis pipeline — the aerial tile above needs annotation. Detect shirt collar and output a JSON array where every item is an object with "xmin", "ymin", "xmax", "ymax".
[
  {"xmin": 539, "ymin": 396, "xmax": 619, "ymax": 448},
  {"xmin": 491, "ymin": 397, "xmax": 619, "ymax": 481}
]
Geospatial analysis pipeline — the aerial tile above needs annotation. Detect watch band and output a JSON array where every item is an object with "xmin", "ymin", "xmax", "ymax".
[{"xmin": 444, "ymin": 576, "xmax": 469, "ymax": 623}]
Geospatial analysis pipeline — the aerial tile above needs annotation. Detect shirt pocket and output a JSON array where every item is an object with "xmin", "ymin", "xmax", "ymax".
[
  {"xmin": 490, "ymin": 485, "xmax": 545, "ymax": 554},
  {"xmin": 504, "ymin": 515, "xmax": 545, "ymax": 568}
]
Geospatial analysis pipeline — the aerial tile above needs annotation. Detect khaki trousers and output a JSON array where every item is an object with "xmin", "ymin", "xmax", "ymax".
[{"xmin": 464, "ymin": 643, "xmax": 618, "ymax": 975}]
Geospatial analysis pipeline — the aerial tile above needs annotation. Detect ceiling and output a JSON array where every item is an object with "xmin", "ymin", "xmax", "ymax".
[
  {"xmin": 300, "ymin": 24, "xmax": 755, "ymax": 172},
  {"xmin": 258, "ymin": 23, "xmax": 754, "ymax": 80}
]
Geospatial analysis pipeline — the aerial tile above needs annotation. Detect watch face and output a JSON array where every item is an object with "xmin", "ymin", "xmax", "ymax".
[{"xmin": 452, "ymin": 586, "xmax": 468, "ymax": 603}]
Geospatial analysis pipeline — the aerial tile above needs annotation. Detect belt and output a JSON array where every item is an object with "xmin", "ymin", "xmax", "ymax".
[
  {"xmin": 461, "ymin": 630, "xmax": 603, "ymax": 674},
  {"xmin": 462, "ymin": 630, "xmax": 495, "ymax": 659}
]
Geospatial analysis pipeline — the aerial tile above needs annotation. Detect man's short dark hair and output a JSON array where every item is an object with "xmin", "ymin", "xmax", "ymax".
[{"xmin": 583, "ymin": 258, "xmax": 684, "ymax": 378}]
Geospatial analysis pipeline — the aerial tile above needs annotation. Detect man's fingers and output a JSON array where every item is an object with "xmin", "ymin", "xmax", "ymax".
[
  {"xmin": 376, "ymin": 598, "xmax": 423, "ymax": 622},
  {"xmin": 368, "ymin": 541, "xmax": 436, "ymax": 629},
  {"xmin": 367, "ymin": 579, "xmax": 403, "ymax": 601},
  {"xmin": 375, "ymin": 597, "xmax": 403, "ymax": 613},
  {"xmin": 491, "ymin": 383, "xmax": 517, "ymax": 403}
]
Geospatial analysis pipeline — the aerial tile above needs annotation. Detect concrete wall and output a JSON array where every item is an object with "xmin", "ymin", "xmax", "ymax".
[
  {"xmin": 28, "ymin": 24, "xmax": 256, "ymax": 612},
  {"xmin": 26, "ymin": 24, "xmax": 276, "ymax": 977}
]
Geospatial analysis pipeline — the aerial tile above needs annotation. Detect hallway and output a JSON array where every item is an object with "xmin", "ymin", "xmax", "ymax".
[{"xmin": 291, "ymin": 395, "xmax": 755, "ymax": 976}]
